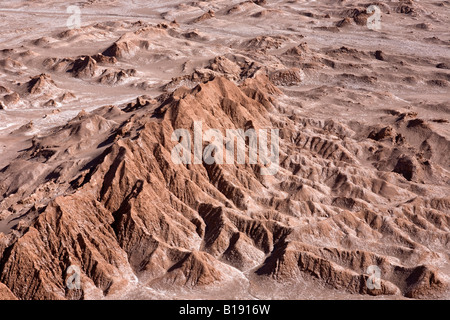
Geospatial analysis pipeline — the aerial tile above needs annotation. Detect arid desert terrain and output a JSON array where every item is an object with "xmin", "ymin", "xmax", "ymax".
[{"xmin": 0, "ymin": 0, "xmax": 449, "ymax": 300}]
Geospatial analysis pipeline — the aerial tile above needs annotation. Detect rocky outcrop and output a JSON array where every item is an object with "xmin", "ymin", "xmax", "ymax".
[
  {"xmin": 69, "ymin": 56, "xmax": 98, "ymax": 78},
  {"xmin": 26, "ymin": 74, "xmax": 57, "ymax": 95},
  {"xmin": 193, "ymin": 10, "xmax": 215, "ymax": 23}
]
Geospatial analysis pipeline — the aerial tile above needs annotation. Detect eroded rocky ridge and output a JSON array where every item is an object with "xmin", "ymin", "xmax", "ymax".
[
  {"xmin": 0, "ymin": 71, "xmax": 448, "ymax": 300},
  {"xmin": 0, "ymin": 0, "xmax": 449, "ymax": 300}
]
